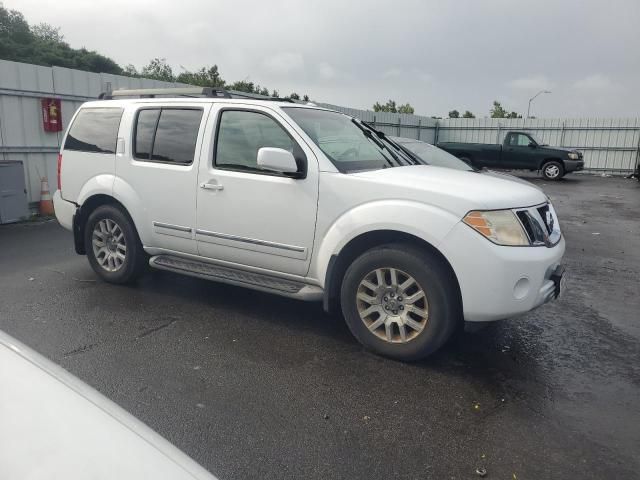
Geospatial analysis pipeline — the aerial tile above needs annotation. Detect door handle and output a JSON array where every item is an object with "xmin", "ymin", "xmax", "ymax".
[{"xmin": 200, "ymin": 182, "xmax": 224, "ymax": 191}]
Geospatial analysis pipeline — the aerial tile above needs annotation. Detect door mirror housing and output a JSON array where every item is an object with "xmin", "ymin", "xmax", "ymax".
[
  {"xmin": 528, "ymin": 141, "xmax": 537, "ymax": 148},
  {"xmin": 257, "ymin": 147, "xmax": 299, "ymax": 174}
]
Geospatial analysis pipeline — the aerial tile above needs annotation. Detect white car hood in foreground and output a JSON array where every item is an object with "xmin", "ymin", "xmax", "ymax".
[
  {"xmin": 350, "ymin": 165, "xmax": 547, "ymax": 211},
  {"xmin": 0, "ymin": 331, "xmax": 217, "ymax": 480}
]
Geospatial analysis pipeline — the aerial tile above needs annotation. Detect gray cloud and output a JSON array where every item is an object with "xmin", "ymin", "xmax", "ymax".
[{"xmin": 8, "ymin": 0, "xmax": 640, "ymax": 117}]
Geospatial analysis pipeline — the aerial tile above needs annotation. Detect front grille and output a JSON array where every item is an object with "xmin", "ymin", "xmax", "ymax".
[
  {"xmin": 515, "ymin": 203, "xmax": 561, "ymax": 247},
  {"xmin": 537, "ymin": 204, "xmax": 553, "ymax": 234}
]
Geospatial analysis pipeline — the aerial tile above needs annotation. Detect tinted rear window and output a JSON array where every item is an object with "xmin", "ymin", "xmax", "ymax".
[
  {"xmin": 64, "ymin": 108, "xmax": 123, "ymax": 154},
  {"xmin": 134, "ymin": 109, "xmax": 160, "ymax": 160},
  {"xmin": 133, "ymin": 108, "xmax": 203, "ymax": 164}
]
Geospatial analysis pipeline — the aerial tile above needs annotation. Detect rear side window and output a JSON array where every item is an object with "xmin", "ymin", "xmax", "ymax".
[
  {"xmin": 134, "ymin": 108, "xmax": 203, "ymax": 165},
  {"xmin": 64, "ymin": 108, "xmax": 123, "ymax": 154}
]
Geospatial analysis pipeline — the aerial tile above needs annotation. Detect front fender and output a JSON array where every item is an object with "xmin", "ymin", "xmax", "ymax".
[{"xmin": 310, "ymin": 200, "xmax": 462, "ymax": 286}]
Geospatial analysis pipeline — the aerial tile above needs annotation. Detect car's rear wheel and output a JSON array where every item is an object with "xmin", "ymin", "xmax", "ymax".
[
  {"xmin": 85, "ymin": 205, "xmax": 147, "ymax": 284},
  {"xmin": 542, "ymin": 161, "xmax": 564, "ymax": 180},
  {"xmin": 340, "ymin": 244, "xmax": 460, "ymax": 361}
]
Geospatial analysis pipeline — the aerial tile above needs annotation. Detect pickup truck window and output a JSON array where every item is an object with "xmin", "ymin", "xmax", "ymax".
[
  {"xmin": 215, "ymin": 110, "xmax": 299, "ymax": 173},
  {"xmin": 133, "ymin": 108, "xmax": 203, "ymax": 165},
  {"xmin": 283, "ymin": 107, "xmax": 391, "ymax": 172},
  {"xmin": 506, "ymin": 133, "xmax": 534, "ymax": 146},
  {"xmin": 64, "ymin": 108, "xmax": 123, "ymax": 154}
]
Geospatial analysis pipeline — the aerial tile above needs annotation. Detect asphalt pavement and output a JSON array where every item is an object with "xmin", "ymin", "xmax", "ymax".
[{"xmin": 1, "ymin": 173, "xmax": 639, "ymax": 480}]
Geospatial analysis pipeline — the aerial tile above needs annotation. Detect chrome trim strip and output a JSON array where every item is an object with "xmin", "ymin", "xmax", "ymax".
[
  {"xmin": 152, "ymin": 222, "xmax": 192, "ymax": 233},
  {"xmin": 195, "ymin": 229, "xmax": 306, "ymax": 253}
]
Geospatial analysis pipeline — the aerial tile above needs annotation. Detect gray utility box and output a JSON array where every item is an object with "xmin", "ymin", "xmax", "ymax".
[{"xmin": 0, "ymin": 161, "xmax": 30, "ymax": 224}]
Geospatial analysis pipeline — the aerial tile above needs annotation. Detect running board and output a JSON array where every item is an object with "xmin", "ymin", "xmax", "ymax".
[{"xmin": 149, "ymin": 255, "xmax": 322, "ymax": 300}]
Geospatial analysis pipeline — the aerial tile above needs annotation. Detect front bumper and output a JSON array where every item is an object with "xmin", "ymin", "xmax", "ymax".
[
  {"xmin": 440, "ymin": 221, "xmax": 566, "ymax": 322},
  {"xmin": 564, "ymin": 159, "xmax": 584, "ymax": 173}
]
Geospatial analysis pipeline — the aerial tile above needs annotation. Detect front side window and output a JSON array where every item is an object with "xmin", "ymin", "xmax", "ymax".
[
  {"xmin": 64, "ymin": 108, "xmax": 123, "ymax": 154},
  {"xmin": 134, "ymin": 108, "xmax": 203, "ymax": 164},
  {"xmin": 283, "ymin": 107, "xmax": 391, "ymax": 172},
  {"xmin": 509, "ymin": 133, "xmax": 533, "ymax": 146},
  {"xmin": 215, "ymin": 110, "xmax": 300, "ymax": 172}
]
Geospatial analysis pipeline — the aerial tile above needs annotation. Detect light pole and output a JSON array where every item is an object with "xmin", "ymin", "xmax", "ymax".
[{"xmin": 527, "ymin": 90, "xmax": 551, "ymax": 118}]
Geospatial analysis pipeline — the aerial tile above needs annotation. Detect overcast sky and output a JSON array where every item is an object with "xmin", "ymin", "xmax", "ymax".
[{"xmin": 8, "ymin": 0, "xmax": 640, "ymax": 118}]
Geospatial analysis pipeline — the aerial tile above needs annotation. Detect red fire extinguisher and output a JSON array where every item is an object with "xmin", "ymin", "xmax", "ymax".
[{"xmin": 41, "ymin": 98, "xmax": 62, "ymax": 132}]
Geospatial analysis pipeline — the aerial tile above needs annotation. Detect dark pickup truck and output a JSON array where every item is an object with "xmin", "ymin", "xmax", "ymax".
[{"xmin": 438, "ymin": 131, "xmax": 584, "ymax": 180}]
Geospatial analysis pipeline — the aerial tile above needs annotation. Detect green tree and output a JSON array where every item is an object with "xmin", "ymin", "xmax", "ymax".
[
  {"xmin": 506, "ymin": 111, "xmax": 522, "ymax": 119},
  {"xmin": 229, "ymin": 80, "xmax": 255, "ymax": 93},
  {"xmin": 122, "ymin": 64, "xmax": 139, "ymax": 77},
  {"xmin": 0, "ymin": 5, "xmax": 122, "ymax": 74},
  {"xmin": 271, "ymin": 89, "xmax": 279, "ymax": 98},
  {"xmin": 303, "ymin": 94, "xmax": 310, "ymax": 102},
  {"xmin": 398, "ymin": 103, "xmax": 414, "ymax": 114},
  {"xmin": 462, "ymin": 110, "xmax": 475, "ymax": 118},
  {"xmin": 448, "ymin": 109, "xmax": 460, "ymax": 118},
  {"xmin": 490, "ymin": 101, "xmax": 508, "ymax": 118},
  {"xmin": 141, "ymin": 58, "xmax": 174, "ymax": 82},
  {"xmin": 373, "ymin": 100, "xmax": 414, "ymax": 114},
  {"xmin": 31, "ymin": 22, "xmax": 63, "ymax": 43},
  {"xmin": 289, "ymin": 92, "xmax": 300, "ymax": 100},
  {"xmin": 176, "ymin": 65, "xmax": 225, "ymax": 88},
  {"xmin": 373, "ymin": 100, "xmax": 397, "ymax": 113}
]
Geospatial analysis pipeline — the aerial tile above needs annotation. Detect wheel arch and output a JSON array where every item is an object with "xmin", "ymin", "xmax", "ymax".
[
  {"xmin": 539, "ymin": 157, "xmax": 564, "ymax": 170},
  {"xmin": 322, "ymin": 230, "xmax": 462, "ymax": 316},
  {"xmin": 73, "ymin": 194, "xmax": 135, "ymax": 255}
]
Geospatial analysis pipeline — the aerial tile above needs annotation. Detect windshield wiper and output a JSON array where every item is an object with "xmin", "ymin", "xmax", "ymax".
[
  {"xmin": 351, "ymin": 119, "xmax": 409, "ymax": 167},
  {"xmin": 361, "ymin": 122, "xmax": 421, "ymax": 166},
  {"xmin": 350, "ymin": 119, "xmax": 399, "ymax": 168}
]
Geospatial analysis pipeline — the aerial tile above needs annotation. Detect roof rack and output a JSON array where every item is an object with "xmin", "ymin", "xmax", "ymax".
[
  {"xmin": 98, "ymin": 87, "xmax": 295, "ymax": 103},
  {"xmin": 99, "ymin": 87, "xmax": 231, "ymax": 100}
]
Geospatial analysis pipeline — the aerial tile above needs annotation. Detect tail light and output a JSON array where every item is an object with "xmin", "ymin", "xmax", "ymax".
[{"xmin": 57, "ymin": 153, "xmax": 62, "ymax": 191}]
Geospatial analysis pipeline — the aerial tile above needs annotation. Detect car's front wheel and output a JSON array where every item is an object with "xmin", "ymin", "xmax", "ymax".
[
  {"xmin": 542, "ymin": 161, "xmax": 564, "ymax": 180},
  {"xmin": 84, "ymin": 204, "xmax": 147, "ymax": 284},
  {"xmin": 340, "ymin": 244, "xmax": 460, "ymax": 361}
]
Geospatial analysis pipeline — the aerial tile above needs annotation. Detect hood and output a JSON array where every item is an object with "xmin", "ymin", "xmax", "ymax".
[
  {"xmin": 350, "ymin": 165, "xmax": 548, "ymax": 211},
  {"xmin": 481, "ymin": 169, "xmax": 543, "ymax": 191}
]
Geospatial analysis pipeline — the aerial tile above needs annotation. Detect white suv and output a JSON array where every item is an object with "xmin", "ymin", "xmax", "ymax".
[{"xmin": 53, "ymin": 87, "xmax": 565, "ymax": 361}]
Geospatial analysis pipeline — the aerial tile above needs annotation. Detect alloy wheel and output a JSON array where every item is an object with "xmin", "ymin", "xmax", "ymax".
[
  {"xmin": 356, "ymin": 268, "xmax": 429, "ymax": 343},
  {"xmin": 92, "ymin": 218, "xmax": 127, "ymax": 272}
]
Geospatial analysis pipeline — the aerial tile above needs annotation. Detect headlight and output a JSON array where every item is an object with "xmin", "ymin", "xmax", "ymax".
[
  {"xmin": 463, "ymin": 210, "xmax": 529, "ymax": 246},
  {"xmin": 568, "ymin": 152, "xmax": 579, "ymax": 160}
]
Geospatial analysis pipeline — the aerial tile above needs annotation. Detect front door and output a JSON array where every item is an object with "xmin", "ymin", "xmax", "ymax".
[
  {"xmin": 195, "ymin": 106, "xmax": 318, "ymax": 277},
  {"xmin": 502, "ymin": 132, "xmax": 539, "ymax": 170}
]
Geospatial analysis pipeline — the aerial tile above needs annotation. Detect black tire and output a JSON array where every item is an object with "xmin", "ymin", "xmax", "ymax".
[
  {"xmin": 84, "ymin": 204, "xmax": 147, "ymax": 284},
  {"xmin": 541, "ymin": 160, "xmax": 564, "ymax": 180},
  {"xmin": 340, "ymin": 244, "xmax": 461, "ymax": 361}
]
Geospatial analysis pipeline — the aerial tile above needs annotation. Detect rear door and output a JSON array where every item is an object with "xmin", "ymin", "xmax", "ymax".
[
  {"xmin": 195, "ymin": 105, "xmax": 318, "ymax": 276},
  {"xmin": 114, "ymin": 103, "xmax": 210, "ymax": 254}
]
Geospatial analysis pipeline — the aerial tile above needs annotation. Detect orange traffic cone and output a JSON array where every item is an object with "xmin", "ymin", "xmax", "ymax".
[{"xmin": 39, "ymin": 177, "xmax": 54, "ymax": 216}]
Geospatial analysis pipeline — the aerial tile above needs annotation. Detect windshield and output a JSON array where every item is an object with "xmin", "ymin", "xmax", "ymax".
[
  {"xmin": 283, "ymin": 107, "xmax": 400, "ymax": 172},
  {"xmin": 392, "ymin": 138, "xmax": 473, "ymax": 171}
]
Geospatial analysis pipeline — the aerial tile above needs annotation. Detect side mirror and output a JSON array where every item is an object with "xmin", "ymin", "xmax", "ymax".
[
  {"xmin": 528, "ymin": 142, "xmax": 537, "ymax": 148},
  {"xmin": 257, "ymin": 147, "xmax": 298, "ymax": 174}
]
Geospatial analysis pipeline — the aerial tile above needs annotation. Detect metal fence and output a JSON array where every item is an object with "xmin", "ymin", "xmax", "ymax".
[
  {"xmin": 318, "ymin": 103, "xmax": 438, "ymax": 143},
  {"xmin": 1, "ymin": 58, "xmax": 638, "ymax": 206},
  {"xmin": 436, "ymin": 118, "xmax": 640, "ymax": 174}
]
